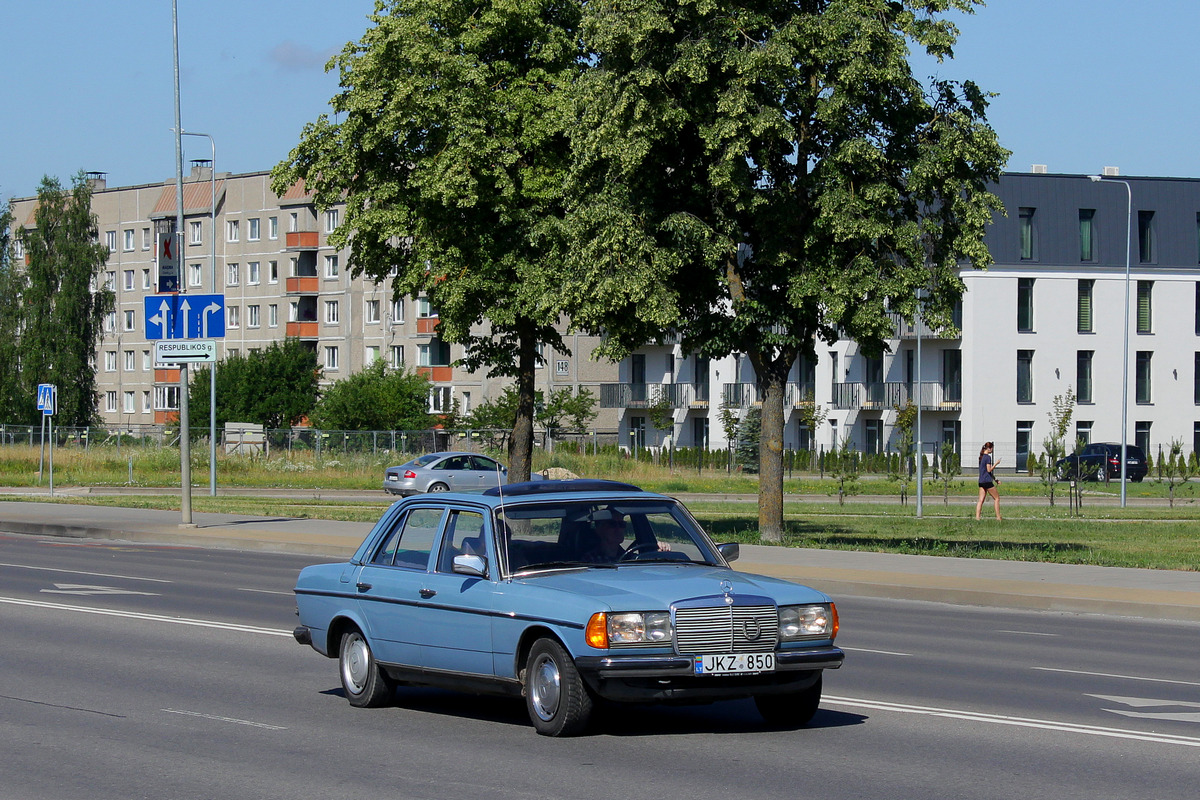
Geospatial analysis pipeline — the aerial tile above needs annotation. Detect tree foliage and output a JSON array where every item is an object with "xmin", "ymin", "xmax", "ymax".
[
  {"xmin": 555, "ymin": 0, "xmax": 1007, "ymax": 541},
  {"xmin": 0, "ymin": 199, "xmax": 24, "ymax": 423},
  {"xmin": 189, "ymin": 339, "xmax": 320, "ymax": 431},
  {"xmin": 8, "ymin": 174, "xmax": 114, "ymax": 426},
  {"xmin": 309, "ymin": 360, "xmax": 435, "ymax": 431},
  {"xmin": 271, "ymin": 0, "xmax": 585, "ymax": 481}
]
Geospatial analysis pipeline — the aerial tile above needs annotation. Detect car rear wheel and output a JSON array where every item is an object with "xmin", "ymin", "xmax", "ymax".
[
  {"xmin": 339, "ymin": 629, "xmax": 394, "ymax": 708},
  {"xmin": 525, "ymin": 638, "xmax": 593, "ymax": 736},
  {"xmin": 428, "ymin": 482, "xmax": 450, "ymax": 493},
  {"xmin": 755, "ymin": 674, "xmax": 822, "ymax": 728}
]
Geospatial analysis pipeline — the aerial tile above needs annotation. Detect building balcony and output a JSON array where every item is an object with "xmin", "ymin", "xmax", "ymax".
[
  {"xmin": 285, "ymin": 276, "xmax": 319, "ymax": 294},
  {"xmin": 600, "ymin": 383, "xmax": 690, "ymax": 409},
  {"xmin": 416, "ymin": 316, "xmax": 440, "ymax": 335},
  {"xmin": 285, "ymin": 231, "xmax": 320, "ymax": 250},
  {"xmin": 887, "ymin": 311, "xmax": 962, "ymax": 340},
  {"xmin": 286, "ymin": 321, "xmax": 319, "ymax": 338},
  {"xmin": 417, "ymin": 366, "xmax": 453, "ymax": 382},
  {"xmin": 154, "ymin": 368, "xmax": 181, "ymax": 383},
  {"xmin": 154, "ymin": 410, "xmax": 179, "ymax": 425},
  {"xmin": 833, "ymin": 381, "xmax": 962, "ymax": 412}
]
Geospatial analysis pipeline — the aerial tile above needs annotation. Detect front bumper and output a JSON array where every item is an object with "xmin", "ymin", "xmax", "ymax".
[{"xmin": 574, "ymin": 646, "xmax": 843, "ymax": 703}]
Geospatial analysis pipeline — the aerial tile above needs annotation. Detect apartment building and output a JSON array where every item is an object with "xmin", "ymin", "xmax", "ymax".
[
  {"xmin": 601, "ymin": 171, "xmax": 1200, "ymax": 467},
  {"xmin": 7, "ymin": 166, "xmax": 616, "ymax": 430}
]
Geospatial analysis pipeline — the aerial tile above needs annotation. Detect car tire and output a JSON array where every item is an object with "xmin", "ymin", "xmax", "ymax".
[
  {"xmin": 1131, "ymin": 476, "xmax": 1143, "ymax": 483},
  {"xmin": 755, "ymin": 674, "xmax": 822, "ymax": 728},
  {"xmin": 525, "ymin": 638, "xmax": 593, "ymax": 737},
  {"xmin": 428, "ymin": 482, "xmax": 450, "ymax": 493},
  {"xmin": 339, "ymin": 629, "xmax": 394, "ymax": 708}
]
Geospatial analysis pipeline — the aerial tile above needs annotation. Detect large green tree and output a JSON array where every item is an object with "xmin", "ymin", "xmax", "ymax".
[
  {"xmin": 0, "ymin": 200, "xmax": 25, "ymax": 423},
  {"xmin": 189, "ymin": 339, "xmax": 320, "ymax": 431},
  {"xmin": 271, "ymin": 0, "xmax": 584, "ymax": 481},
  {"xmin": 14, "ymin": 174, "xmax": 114, "ymax": 426},
  {"xmin": 309, "ymin": 360, "xmax": 435, "ymax": 431},
  {"xmin": 558, "ymin": 0, "xmax": 1007, "ymax": 540}
]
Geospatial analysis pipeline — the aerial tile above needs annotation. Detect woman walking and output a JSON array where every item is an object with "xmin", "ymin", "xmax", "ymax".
[{"xmin": 975, "ymin": 441, "xmax": 1002, "ymax": 520}]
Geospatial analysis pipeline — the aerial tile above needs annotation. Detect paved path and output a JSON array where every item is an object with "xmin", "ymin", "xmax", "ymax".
[{"xmin": 2, "ymin": 496, "xmax": 1199, "ymax": 623}]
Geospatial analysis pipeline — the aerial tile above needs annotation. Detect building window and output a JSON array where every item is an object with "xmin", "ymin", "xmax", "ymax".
[
  {"xmin": 142, "ymin": 391, "xmax": 151, "ymax": 412},
  {"xmin": 123, "ymin": 270, "xmax": 134, "ymax": 291},
  {"xmin": 325, "ymin": 300, "xmax": 339, "ymax": 324},
  {"xmin": 105, "ymin": 231, "xmax": 116, "ymax": 252},
  {"xmin": 1077, "ymin": 350, "xmax": 1093, "ymax": 404},
  {"xmin": 104, "ymin": 312, "xmax": 116, "ymax": 333},
  {"xmin": 1137, "ymin": 280, "xmax": 1153, "ymax": 334},
  {"xmin": 190, "ymin": 220, "xmax": 203, "ymax": 244},
  {"xmin": 324, "ymin": 255, "xmax": 339, "ymax": 278},
  {"xmin": 142, "ymin": 228, "xmax": 151, "ymax": 250},
  {"xmin": 1075, "ymin": 421, "xmax": 1092, "ymax": 448},
  {"xmin": 248, "ymin": 261, "xmax": 260, "ymax": 285},
  {"xmin": 269, "ymin": 216, "xmax": 278, "ymax": 240},
  {"xmin": 1017, "ymin": 278, "xmax": 1034, "ymax": 332},
  {"xmin": 105, "ymin": 391, "xmax": 117, "ymax": 412},
  {"xmin": 226, "ymin": 220, "xmax": 239, "ymax": 242},
  {"xmin": 1016, "ymin": 350, "xmax": 1033, "ymax": 403},
  {"xmin": 365, "ymin": 345, "xmax": 379, "ymax": 365},
  {"xmin": 1078, "ymin": 209, "xmax": 1095, "ymax": 262},
  {"xmin": 123, "ymin": 391, "xmax": 136, "ymax": 413},
  {"xmin": 105, "ymin": 351, "xmax": 117, "ymax": 372},
  {"xmin": 556, "ymin": 359, "xmax": 570, "ymax": 376},
  {"xmin": 1138, "ymin": 210, "xmax": 1155, "ymax": 263},
  {"xmin": 325, "ymin": 209, "xmax": 339, "ymax": 233},
  {"xmin": 419, "ymin": 339, "xmax": 451, "ymax": 366},
  {"xmin": 188, "ymin": 263, "xmax": 203, "ymax": 287},
  {"xmin": 417, "ymin": 297, "xmax": 436, "ymax": 318},
  {"xmin": 227, "ymin": 305, "xmax": 240, "ymax": 329},
  {"xmin": 1077, "ymin": 279, "xmax": 1094, "ymax": 333},
  {"xmin": 143, "ymin": 350, "xmax": 152, "ymax": 371},
  {"xmin": 1136, "ymin": 351, "xmax": 1152, "ymax": 404},
  {"xmin": 142, "ymin": 269, "xmax": 151, "ymax": 289},
  {"xmin": 248, "ymin": 218, "xmax": 260, "ymax": 241},
  {"xmin": 1019, "ymin": 207, "xmax": 1037, "ymax": 260},
  {"xmin": 864, "ymin": 419, "xmax": 883, "ymax": 455},
  {"xmin": 124, "ymin": 350, "xmax": 135, "ymax": 371},
  {"xmin": 154, "ymin": 386, "xmax": 180, "ymax": 411},
  {"xmin": 269, "ymin": 260, "xmax": 279, "ymax": 284},
  {"xmin": 247, "ymin": 305, "xmax": 260, "ymax": 328},
  {"xmin": 325, "ymin": 346, "xmax": 339, "ymax": 371},
  {"xmin": 942, "ymin": 349, "xmax": 962, "ymax": 403},
  {"xmin": 123, "ymin": 310, "xmax": 135, "ymax": 331},
  {"xmin": 227, "ymin": 262, "xmax": 240, "ymax": 287},
  {"xmin": 1016, "ymin": 420, "xmax": 1034, "ymax": 472},
  {"xmin": 268, "ymin": 304, "xmax": 278, "ymax": 328},
  {"xmin": 428, "ymin": 386, "xmax": 453, "ymax": 413},
  {"xmin": 289, "ymin": 212, "xmax": 298, "ymax": 233},
  {"xmin": 1195, "ymin": 353, "xmax": 1200, "ymax": 405},
  {"xmin": 123, "ymin": 229, "xmax": 135, "ymax": 251},
  {"xmin": 365, "ymin": 299, "xmax": 380, "ymax": 324},
  {"xmin": 105, "ymin": 272, "xmax": 116, "ymax": 291},
  {"xmin": 391, "ymin": 345, "xmax": 405, "ymax": 368},
  {"xmin": 391, "ymin": 299, "xmax": 405, "ymax": 323},
  {"xmin": 1135, "ymin": 421, "xmax": 1151, "ymax": 455}
]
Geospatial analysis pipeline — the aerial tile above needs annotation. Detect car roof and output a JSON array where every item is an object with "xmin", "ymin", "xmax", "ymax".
[{"xmin": 393, "ymin": 479, "xmax": 667, "ymax": 509}]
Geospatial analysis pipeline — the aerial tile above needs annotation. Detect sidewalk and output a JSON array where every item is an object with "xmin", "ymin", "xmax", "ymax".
[{"xmin": 2, "ymin": 498, "xmax": 1200, "ymax": 623}]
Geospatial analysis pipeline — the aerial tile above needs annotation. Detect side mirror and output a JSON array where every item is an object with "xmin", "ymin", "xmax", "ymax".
[
  {"xmin": 452, "ymin": 554, "xmax": 488, "ymax": 578},
  {"xmin": 717, "ymin": 543, "xmax": 740, "ymax": 563}
]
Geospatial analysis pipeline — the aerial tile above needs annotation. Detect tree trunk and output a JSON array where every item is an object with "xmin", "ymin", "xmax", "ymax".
[
  {"xmin": 508, "ymin": 331, "xmax": 537, "ymax": 483},
  {"xmin": 749, "ymin": 350, "xmax": 793, "ymax": 544}
]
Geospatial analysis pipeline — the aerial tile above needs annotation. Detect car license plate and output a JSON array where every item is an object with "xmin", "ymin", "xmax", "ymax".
[{"xmin": 693, "ymin": 653, "xmax": 774, "ymax": 675}]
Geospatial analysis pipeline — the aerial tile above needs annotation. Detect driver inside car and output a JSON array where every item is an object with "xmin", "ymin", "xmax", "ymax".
[{"xmin": 580, "ymin": 509, "xmax": 670, "ymax": 563}]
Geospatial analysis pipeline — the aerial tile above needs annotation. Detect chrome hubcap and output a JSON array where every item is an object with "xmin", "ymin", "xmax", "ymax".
[
  {"xmin": 342, "ymin": 635, "xmax": 369, "ymax": 693},
  {"xmin": 529, "ymin": 654, "xmax": 561, "ymax": 721}
]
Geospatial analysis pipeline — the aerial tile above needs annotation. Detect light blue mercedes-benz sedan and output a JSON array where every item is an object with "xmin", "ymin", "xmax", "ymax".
[{"xmin": 293, "ymin": 479, "xmax": 843, "ymax": 736}]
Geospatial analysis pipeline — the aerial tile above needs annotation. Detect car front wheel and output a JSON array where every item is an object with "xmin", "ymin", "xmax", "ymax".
[
  {"xmin": 339, "ymin": 629, "xmax": 394, "ymax": 708},
  {"xmin": 755, "ymin": 674, "xmax": 822, "ymax": 728},
  {"xmin": 525, "ymin": 638, "xmax": 593, "ymax": 736}
]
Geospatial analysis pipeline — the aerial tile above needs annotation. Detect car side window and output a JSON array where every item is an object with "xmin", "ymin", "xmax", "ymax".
[
  {"xmin": 370, "ymin": 511, "xmax": 408, "ymax": 565},
  {"xmin": 374, "ymin": 507, "xmax": 444, "ymax": 569},
  {"xmin": 470, "ymin": 456, "xmax": 497, "ymax": 472},
  {"xmin": 436, "ymin": 510, "xmax": 487, "ymax": 574}
]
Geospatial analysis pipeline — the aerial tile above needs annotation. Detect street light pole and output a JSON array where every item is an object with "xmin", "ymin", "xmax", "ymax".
[
  {"xmin": 171, "ymin": 0, "xmax": 192, "ymax": 525},
  {"xmin": 182, "ymin": 130, "xmax": 218, "ymax": 496},
  {"xmin": 1089, "ymin": 174, "xmax": 1132, "ymax": 508}
]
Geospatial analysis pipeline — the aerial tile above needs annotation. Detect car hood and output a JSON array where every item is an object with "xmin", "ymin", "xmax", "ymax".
[{"xmin": 511, "ymin": 563, "xmax": 831, "ymax": 610}]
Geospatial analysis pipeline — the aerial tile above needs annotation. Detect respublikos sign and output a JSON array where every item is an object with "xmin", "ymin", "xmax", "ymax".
[
  {"xmin": 154, "ymin": 340, "xmax": 217, "ymax": 364},
  {"xmin": 144, "ymin": 294, "xmax": 225, "ymax": 340}
]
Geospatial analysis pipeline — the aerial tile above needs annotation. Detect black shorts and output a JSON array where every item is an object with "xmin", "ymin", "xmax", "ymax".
[{"xmin": 978, "ymin": 481, "xmax": 995, "ymax": 490}]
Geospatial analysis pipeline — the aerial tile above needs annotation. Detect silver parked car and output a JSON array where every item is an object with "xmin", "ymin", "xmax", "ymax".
[{"xmin": 383, "ymin": 451, "xmax": 510, "ymax": 495}]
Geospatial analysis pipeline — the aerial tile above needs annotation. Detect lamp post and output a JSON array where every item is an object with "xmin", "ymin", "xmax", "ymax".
[
  {"xmin": 1089, "ymin": 174, "xmax": 1132, "ymax": 508},
  {"xmin": 171, "ymin": 0, "xmax": 191, "ymax": 525},
  {"xmin": 182, "ymin": 130, "xmax": 218, "ymax": 497}
]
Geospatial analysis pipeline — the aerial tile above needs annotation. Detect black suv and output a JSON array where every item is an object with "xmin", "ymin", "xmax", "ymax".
[{"xmin": 1056, "ymin": 443, "xmax": 1148, "ymax": 482}]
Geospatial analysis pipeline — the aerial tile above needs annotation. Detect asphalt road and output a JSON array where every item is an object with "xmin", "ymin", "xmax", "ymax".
[{"xmin": 2, "ymin": 534, "xmax": 1199, "ymax": 800}]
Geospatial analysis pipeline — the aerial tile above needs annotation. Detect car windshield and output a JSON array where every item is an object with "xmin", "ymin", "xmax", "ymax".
[
  {"xmin": 496, "ymin": 499, "xmax": 721, "ymax": 573},
  {"xmin": 402, "ymin": 453, "xmax": 444, "ymax": 469}
]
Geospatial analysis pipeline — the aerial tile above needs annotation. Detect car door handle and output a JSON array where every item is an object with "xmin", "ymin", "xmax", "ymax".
[
  {"xmin": 356, "ymin": 582, "xmax": 372, "ymax": 592},
  {"xmin": 419, "ymin": 588, "xmax": 436, "ymax": 599}
]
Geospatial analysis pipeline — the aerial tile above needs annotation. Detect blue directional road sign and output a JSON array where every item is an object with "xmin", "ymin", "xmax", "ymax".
[
  {"xmin": 144, "ymin": 294, "xmax": 226, "ymax": 340},
  {"xmin": 36, "ymin": 383, "xmax": 57, "ymax": 415}
]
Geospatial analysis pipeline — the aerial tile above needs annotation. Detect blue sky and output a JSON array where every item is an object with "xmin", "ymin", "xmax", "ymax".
[{"xmin": 3, "ymin": 1, "xmax": 1199, "ymax": 201}]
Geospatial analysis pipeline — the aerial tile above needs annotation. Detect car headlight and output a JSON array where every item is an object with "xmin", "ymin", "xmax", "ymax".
[
  {"xmin": 586, "ymin": 611, "xmax": 673, "ymax": 648},
  {"xmin": 779, "ymin": 603, "xmax": 838, "ymax": 641}
]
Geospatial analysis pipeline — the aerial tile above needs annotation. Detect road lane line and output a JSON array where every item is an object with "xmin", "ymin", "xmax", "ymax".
[
  {"xmin": 0, "ymin": 595, "xmax": 291, "ymax": 637},
  {"xmin": 237, "ymin": 587, "xmax": 294, "ymax": 596},
  {"xmin": 1033, "ymin": 667, "xmax": 1200, "ymax": 687},
  {"xmin": 162, "ymin": 709, "xmax": 287, "ymax": 730},
  {"xmin": 0, "ymin": 561, "xmax": 172, "ymax": 583},
  {"xmin": 841, "ymin": 646, "xmax": 913, "ymax": 656},
  {"xmin": 996, "ymin": 630, "xmax": 1059, "ymax": 636},
  {"xmin": 823, "ymin": 694, "xmax": 1200, "ymax": 748}
]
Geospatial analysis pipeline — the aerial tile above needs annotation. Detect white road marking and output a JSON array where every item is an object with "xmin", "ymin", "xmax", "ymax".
[
  {"xmin": 841, "ymin": 646, "xmax": 913, "ymax": 656},
  {"xmin": 0, "ymin": 561, "xmax": 171, "ymax": 583},
  {"xmin": 823, "ymin": 695, "xmax": 1200, "ymax": 748},
  {"xmin": 1089, "ymin": 695, "xmax": 1200, "ymax": 724},
  {"xmin": 0, "ymin": 596, "xmax": 291, "ymax": 637},
  {"xmin": 237, "ymin": 587, "xmax": 294, "ymax": 596},
  {"xmin": 162, "ymin": 709, "xmax": 287, "ymax": 730},
  {"xmin": 996, "ymin": 630, "xmax": 1059, "ymax": 637},
  {"xmin": 1033, "ymin": 667, "xmax": 1200, "ymax": 688},
  {"xmin": 41, "ymin": 583, "xmax": 159, "ymax": 597}
]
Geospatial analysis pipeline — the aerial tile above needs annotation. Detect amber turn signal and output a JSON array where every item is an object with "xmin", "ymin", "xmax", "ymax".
[{"xmin": 585, "ymin": 612, "xmax": 608, "ymax": 649}]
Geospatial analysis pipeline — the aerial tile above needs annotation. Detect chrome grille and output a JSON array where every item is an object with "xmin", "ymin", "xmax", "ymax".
[{"xmin": 674, "ymin": 604, "xmax": 778, "ymax": 654}]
